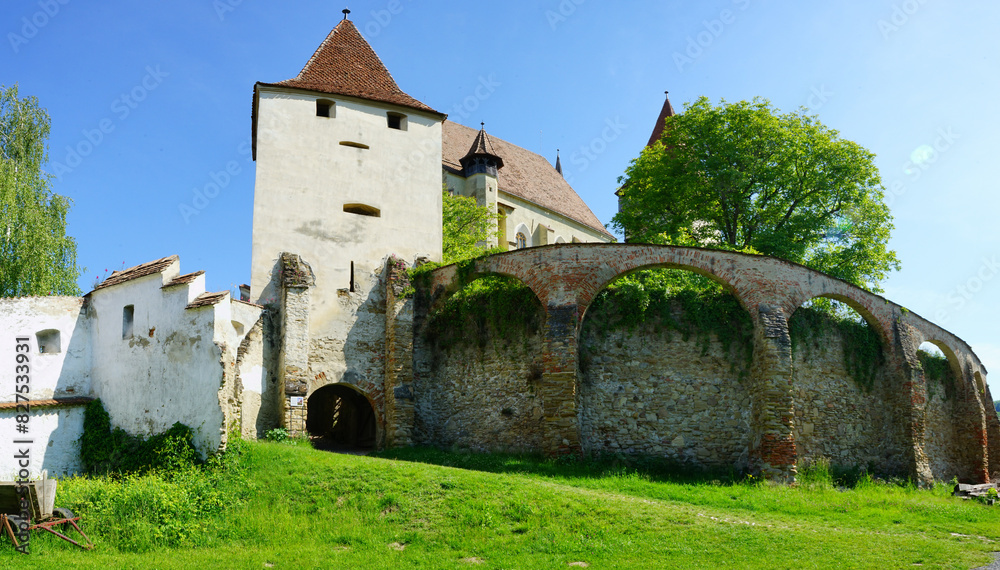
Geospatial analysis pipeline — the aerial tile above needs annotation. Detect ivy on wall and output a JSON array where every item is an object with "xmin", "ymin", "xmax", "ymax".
[
  {"xmin": 582, "ymin": 270, "xmax": 755, "ymax": 379},
  {"xmin": 80, "ymin": 399, "xmax": 200, "ymax": 475},
  {"xmin": 424, "ymin": 274, "xmax": 542, "ymax": 351},
  {"xmin": 918, "ymin": 349, "xmax": 956, "ymax": 401},
  {"xmin": 788, "ymin": 306, "xmax": 884, "ymax": 392}
]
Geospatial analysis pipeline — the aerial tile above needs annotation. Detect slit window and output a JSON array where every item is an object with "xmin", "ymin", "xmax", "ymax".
[
  {"xmin": 350, "ymin": 261, "xmax": 356, "ymax": 293},
  {"xmin": 343, "ymin": 203, "xmax": 381, "ymax": 217},
  {"xmin": 316, "ymin": 99, "xmax": 335, "ymax": 118},
  {"xmin": 122, "ymin": 305, "xmax": 134, "ymax": 339},
  {"xmin": 36, "ymin": 329, "xmax": 61, "ymax": 354},
  {"xmin": 387, "ymin": 112, "xmax": 407, "ymax": 131}
]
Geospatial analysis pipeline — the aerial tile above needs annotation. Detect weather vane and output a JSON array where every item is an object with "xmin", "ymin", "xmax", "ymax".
[{"xmin": 343, "ymin": 7, "xmax": 350, "ymax": 20}]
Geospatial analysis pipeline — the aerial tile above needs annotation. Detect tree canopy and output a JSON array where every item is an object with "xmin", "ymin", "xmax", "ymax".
[
  {"xmin": 612, "ymin": 96, "xmax": 899, "ymax": 292},
  {"xmin": 441, "ymin": 189, "xmax": 498, "ymax": 264},
  {"xmin": 0, "ymin": 84, "xmax": 81, "ymax": 297}
]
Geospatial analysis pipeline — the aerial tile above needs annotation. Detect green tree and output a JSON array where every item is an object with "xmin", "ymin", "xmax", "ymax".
[
  {"xmin": 0, "ymin": 84, "xmax": 80, "ymax": 297},
  {"xmin": 442, "ymin": 189, "xmax": 499, "ymax": 264},
  {"xmin": 613, "ymin": 96, "xmax": 900, "ymax": 292}
]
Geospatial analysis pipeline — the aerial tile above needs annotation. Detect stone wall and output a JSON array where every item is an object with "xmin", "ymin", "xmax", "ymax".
[
  {"xmin": 578, "ymin": 326, "xmax": 751, "ymax": 468},
  {"xmin": 413, "ymin": 331, "xmax": 547, "ymax": 453},
  {"xmin": 788, "ymin": 318, "xmax": 907, "ymax": 475}
]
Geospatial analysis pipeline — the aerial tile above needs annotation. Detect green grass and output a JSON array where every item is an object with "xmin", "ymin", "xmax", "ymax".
[{"xmin": 4, "ymin": 442, "xmax": 999, "ymax": 569}]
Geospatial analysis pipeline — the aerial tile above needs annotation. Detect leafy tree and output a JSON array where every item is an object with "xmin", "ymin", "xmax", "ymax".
[
  {"xmin": 613, "ymin": 96, "xmax": 900, "ymax": 292},
  {"xmin": 0, "ymin": 84, "xmax": 80, "ymax": 296},
  {"xmin": 442, "ymin": 189, "xmax": 499, "ymax": 264}
]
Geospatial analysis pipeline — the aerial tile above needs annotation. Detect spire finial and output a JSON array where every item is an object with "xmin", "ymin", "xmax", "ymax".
[
  {"xmin": 343, "ymin": 7, "xmax": 351, "ymax": 20},
  {"xmin": 481, "ymin": 121, "xmax": 485, "ymax": 129}
]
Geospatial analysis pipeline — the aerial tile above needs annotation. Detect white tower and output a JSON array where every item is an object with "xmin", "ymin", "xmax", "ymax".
[{"xmin": 248, "ymin": 14, "xmax": 445, "ymax": 438}]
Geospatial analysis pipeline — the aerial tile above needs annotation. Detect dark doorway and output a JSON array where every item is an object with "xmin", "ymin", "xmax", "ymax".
[{"xmin": 306, "ymin": 384, "xmax": 377, "ymax": 452}]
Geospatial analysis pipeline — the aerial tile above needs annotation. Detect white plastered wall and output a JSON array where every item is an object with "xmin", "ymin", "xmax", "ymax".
[{"xmin": 0, "ymin": 297, "xmax": 92, "ymax": 476}]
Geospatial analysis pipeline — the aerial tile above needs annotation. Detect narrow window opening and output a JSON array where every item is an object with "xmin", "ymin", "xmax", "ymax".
[
  {"xmin": 343, "ymin": 203, "xmax": 381, "ymax": 217},
  {"xmin": 339, "ymin": 141, "xmax": 370, "ymax": 150},
  {"xmin": 515, "ymin": 232, "xmax": 527, "ymax": 250},
  {"xmin": 387, "ymin": 112, "xmax": 407, "ymax": 131},
  {"xmin": 350, "ymin": 261, "xmax": 356, "ymax": 293},
  {"xmin": 122, "ymin": 305, "xmax": 135, "ymax": 339},
  {"xmin": 36, "ymin": 329, "xmax": 61, "ymax": 354},
  {"xmin": 316, "ymin": 99, "xmax": 335, "ymax": 118}
]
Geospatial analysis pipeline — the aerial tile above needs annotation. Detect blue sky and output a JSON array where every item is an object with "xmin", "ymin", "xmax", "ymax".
[{"xmin": 4, "ymin": 0, "xmax": 998, "ymax": 392}]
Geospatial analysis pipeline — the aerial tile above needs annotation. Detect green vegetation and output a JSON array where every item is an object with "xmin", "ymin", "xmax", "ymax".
[
  {"xmin": 613, "ymin": 96, "xmax": 899, "ymax": 292},
  {"xmin": 80, "ymin": 399, "xmax": 200, "ymax": 475},
  {"xmin": 788, "ymin": 306, "xmax": 885, "ymax": 392},
  {"xmin": 584, "ymin": 269, "xmax": 754, "ymax": 378},
  {"xmin": 441, "ymin": 189, "xmax": 499, "ymax": 264},
  {"xmin": 426, "ymin": 274, "xmax": 542, "ymax": 350},
  {"xmin": 919, "ymin": 349, "xmax": 957, "ymax": 401},
  {"xmin": 6, "ymin": 442, "xmax": 999, "ymax": 569},
  {"xmin": 0, "ymin": 84, "xmax": 81, "ymax": 296}
]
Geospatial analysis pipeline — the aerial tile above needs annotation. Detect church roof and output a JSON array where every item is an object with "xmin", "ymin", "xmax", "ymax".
[
  {"xmin": 460, "ymin": 126, "xmax": 504, "ymax": 169},
  {"xmin": 443, "ymin": 121, "xmax": 613, "ymax": 239},
  {"xmin": 259, "ymin": 19, "xmax": 441, "ymax": 116},
  {"xmin": 646, "ymin": 91, "xmax": 676, "ymax": 147}
]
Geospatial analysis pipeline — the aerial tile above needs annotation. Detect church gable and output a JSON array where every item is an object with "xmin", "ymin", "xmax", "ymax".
[{"xmin": 442, "ymin": 121, "xmax": 613, "ymax": 240}]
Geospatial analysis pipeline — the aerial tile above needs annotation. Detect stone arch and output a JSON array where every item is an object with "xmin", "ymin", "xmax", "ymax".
[
  {"xmin": 306, "ymin": 383, "xmax": 377, "ymax": 450},
  {"xmin": 578, "ymin": 261, "xmax": 747, "ymax": 325},
  {"xmin": 789, "ymin": 293, "xmax": 891, "ymax": 348}
]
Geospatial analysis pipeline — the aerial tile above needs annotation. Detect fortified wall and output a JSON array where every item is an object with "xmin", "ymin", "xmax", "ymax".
[{"xmin": 371, "ymin": 243, "xmax": 999, "ymax": 484}]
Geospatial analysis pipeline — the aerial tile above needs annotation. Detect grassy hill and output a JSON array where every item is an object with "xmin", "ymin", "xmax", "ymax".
[{"xmin": 3, "ymin": 441, "xmax": 999, "ymax": 569}]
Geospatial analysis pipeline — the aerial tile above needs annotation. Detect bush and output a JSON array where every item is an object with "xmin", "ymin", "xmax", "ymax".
[{"xmin": 80, "ymin": 399, "xmax": 200, "ymax": 475}]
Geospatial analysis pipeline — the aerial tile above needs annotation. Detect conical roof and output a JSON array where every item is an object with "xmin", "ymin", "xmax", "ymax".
[
  {"xmin": 263, "ymin": 19, "xmax": 441, "ymax": 115},
  {"xmin": 646, "ymin": 91, "xmax": 676, "ymax": 147},
  {"xmin": 460, "ymin": 125, "xmax": 504, "ymax": 169}
]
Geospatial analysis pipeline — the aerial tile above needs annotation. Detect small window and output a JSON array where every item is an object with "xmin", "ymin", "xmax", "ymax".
[
  {"xmin": 122, "ymin": 305, "xmax": 134, "ymax": 339},
  {"xmin": 316, "ymin": 99, "xmax": 335, "ymax": 118},
  {"xmin": 339, "ymin": 141, "xmax": 370, "ymax": 150},
  {"xmin": 515, "ymin": 232, "xmax": 527, "ymax": 249},
  {"xmin": 343, "ymin": 203, "xmax": 381, "ymax": 217},
  {"xmin": 36, "ymin": 330, "xmax": 61, "ymax": 354},
  {"xmin": 232, "ymin": 320, "xmax": 245, "ymax": 337},
  {"xmin": 387, "ymin": 112, "xmax": 407, "ymax": 131}
]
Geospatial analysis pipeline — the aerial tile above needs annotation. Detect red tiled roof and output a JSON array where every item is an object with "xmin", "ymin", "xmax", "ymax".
[
  {"xmin": 443, "ymin": 121, "xmax": 613, "ymax": 239},
  {"xmin": 186, "ymin": 291, "xmax": 229, "ymax": 310},
  {"xmin": 162, "ymin": 271, "xmax": 205, "ymax": 289},
  {"xmin": 262, "ymin": 19, "xmax": 441, "ymax": 116},
  {"xmin": 647, "ymin": 92, "xmax": 676, "ymax": 147},
  {"xmin": 92, "ymin": 256, "xmax": 178, "ymax": 291}
]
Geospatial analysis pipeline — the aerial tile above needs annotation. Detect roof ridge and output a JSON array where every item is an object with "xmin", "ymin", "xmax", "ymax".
[{"xmin": 271, "ymin": 19, "xmax": 441, "ymax": 116}]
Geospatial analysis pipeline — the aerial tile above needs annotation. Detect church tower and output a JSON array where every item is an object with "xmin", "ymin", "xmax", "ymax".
[
  {"xmin": 249, "ymin": 14, "xmax": 445, "ymax": 311},
  {"xmin": 248, "ymin": 13, "xmax": 445, "ymax": 440}
]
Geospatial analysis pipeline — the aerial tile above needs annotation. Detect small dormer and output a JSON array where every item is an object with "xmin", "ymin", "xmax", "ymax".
[{"xmin": 460, "ymin": 123, "xmax": 504, "ymax": 178}]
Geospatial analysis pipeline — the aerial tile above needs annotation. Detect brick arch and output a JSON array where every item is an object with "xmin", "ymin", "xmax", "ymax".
[
  {"xmin": 423, "ymin": 267, "xmax": 542, "ymax": 318},
  {"xmin": 417, "ymin": 243, "xmax": 994, "ymax": 482},
  {"xmin": 578, "ymin": 263, "xmax": 752, "ymax": 326},
  {"xmin": 916, "ymin": 339, "xmax": 964, "ymax": 381},
  {"xmin": 788, "ymin": 293, "xmax": 892, "ymax": 349}
]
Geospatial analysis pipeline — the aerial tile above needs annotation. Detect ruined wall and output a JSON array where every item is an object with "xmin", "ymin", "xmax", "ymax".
[
  {"xmin": 924, "ymin": 385, "xmax": 961, "ymax": 480},
  {"xmin": 578, "ymin": 327, "xmax": 751, "ymax": 468}
]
